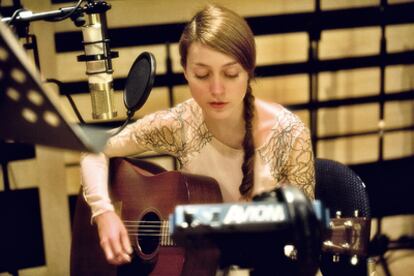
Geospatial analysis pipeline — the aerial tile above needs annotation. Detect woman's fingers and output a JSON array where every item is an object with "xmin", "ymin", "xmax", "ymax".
[
  {"xmin": 120, "ymin": 226, "xmax": 133, "ymax": 254},
  {"xmin": 108, "ymin": 232, "xmax": 131, "ymax": 265},
  {"xmin": 95, "ymin": 211, "xmax": 132, "ymax": 265},
  {"xmin": 107, "ymin": 249, "xmax": 131, "ymax": 265},
  {"xmin": 99, "ymin": 237, "xmax": 114, "ymax": 262}
]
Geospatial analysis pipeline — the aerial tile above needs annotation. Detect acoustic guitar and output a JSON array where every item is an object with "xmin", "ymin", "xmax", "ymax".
[
  {"xmin": 70, "ymin": 157, "xmax": 370, "ymax": 276},
  {"xmin": 70, "ymin": 157, "xmax": 223, "ymax": 276}
]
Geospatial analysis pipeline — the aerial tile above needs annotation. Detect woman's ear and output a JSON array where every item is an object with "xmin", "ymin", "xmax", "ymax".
[{"xmin": 183, "ymin": 68, "xmax": 189, "ymax": 81}]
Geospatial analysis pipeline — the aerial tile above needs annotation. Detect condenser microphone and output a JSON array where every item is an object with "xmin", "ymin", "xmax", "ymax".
[{"xmin": 77, "ymin": 0, "xmax": 118, "ymax": 120}]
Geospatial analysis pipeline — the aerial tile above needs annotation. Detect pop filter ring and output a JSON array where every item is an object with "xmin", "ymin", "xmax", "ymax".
[
  {"xmin": 123, "ymin": 51, "xmax": 156, "ymax": 113},
  {"xmin": 110, "ymin": 51, "xmax": 156, "ymax": 136}
]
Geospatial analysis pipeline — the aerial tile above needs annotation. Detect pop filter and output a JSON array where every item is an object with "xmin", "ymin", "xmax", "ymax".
[
  {"xmin": 111, "ymin": 52, "xmax": 156, "ymax": 136},
  {"xmin": 123, "ymin": 51, "xmax": 156, "ymax": 114}
]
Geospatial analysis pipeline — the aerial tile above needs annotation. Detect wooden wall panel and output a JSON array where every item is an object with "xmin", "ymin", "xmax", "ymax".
[
  {"xmin": 385, "ymin": 100, "xmax": 414, "ymax": 129},
  {"xmin": 384, "ymin": 130, "xmax": 414, "ymax": 159},
  {"xmin": 318, "ymin": 68, "xmax": 380, "ymax": 100},
  {"xmin": 321, "ymin": 0, "xmax": 379, "ymax": 10},
  {"xmin": 385, "ymin": 65, "xmax": 414, "ymax": 93},
  {"xmin": 52, "ymin": 0, "xmax": 315, "ymax": 32},
  {"xmin": 255, "ymin": 33, "xmax": 308, "ymax": 65},
  {"xmin": 317, "ymin": 134, "xmax": 379, "ymax": 164},
  {"xmin": 1, "ymin": 0, "xmax": 413, "ymax": 275},
  {"xmin": 318, "ymin": 104, "xmax": 379, "ymax": 136},
  {"xmin": 253, "ymin": 75, "xmax": 309, "ymax": 104},
  {"xmin": 386, "ymin": 23, "xmax": 414, "ymax": 52},
  {"xmin": 319, "ymin": 27, "xmax": 381, "ymax": 59}
]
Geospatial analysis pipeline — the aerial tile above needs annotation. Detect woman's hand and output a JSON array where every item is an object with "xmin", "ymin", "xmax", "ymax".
[{"xmin": 94, "ymin": 211, "xmax": 133, "ymax": 265}]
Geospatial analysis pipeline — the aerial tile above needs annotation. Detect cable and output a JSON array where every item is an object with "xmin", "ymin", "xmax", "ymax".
[
  {"xmin": 6, "ymin": 8, "xmax": 25, "ymax": 25},
  {"xmin": 110, "ymin": 110, "xmax": 134, "ymax": 136},
  {"xmin": 44, "ymin": 0, "xmax": 84, "ymax": 22},
  {"xmin": 379, "ymin": 255, "xmax": 392, "ymax": 276},
  {"xmin": 45, "ymin": 78, "xmax": 86, "ymax": 124},
  {"xmin": 370, "ymin": 217, "xmax": 392, "ymax": 276},
  {"xmin": 45, "ymin": 78, "xmax": 134, "ymax": 133}
]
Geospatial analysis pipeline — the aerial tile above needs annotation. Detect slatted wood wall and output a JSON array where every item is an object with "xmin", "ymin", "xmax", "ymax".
[{"xmin": 0, "ymin": 0, "xmax": 413, "ymax": 275}]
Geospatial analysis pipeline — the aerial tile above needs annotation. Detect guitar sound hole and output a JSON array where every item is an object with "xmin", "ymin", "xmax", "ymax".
[{"xmin": 138, "ymin": 211, "xmax": 161, "ymax": 255}]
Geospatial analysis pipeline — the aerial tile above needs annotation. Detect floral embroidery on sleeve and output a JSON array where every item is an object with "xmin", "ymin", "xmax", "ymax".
[
  {"xmin": 119, "ymin": 100, "xmax": 212, "ymax": 167},
  {"xmin": 282, "ymin": 127, "xmax": 315, "ymax": 199},
  {"xmin": 258, "ymin": 109, "xmax": 315, "ymax": 199}
]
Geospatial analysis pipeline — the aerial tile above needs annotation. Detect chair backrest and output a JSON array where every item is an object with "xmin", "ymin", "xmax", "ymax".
[
  {"xmin": 315, "ymin": 158, "xmax": 370, "ymax": 218},
  {"xmin": 315, "ymin": 158, "xmax": 371, "ymax": 276}
]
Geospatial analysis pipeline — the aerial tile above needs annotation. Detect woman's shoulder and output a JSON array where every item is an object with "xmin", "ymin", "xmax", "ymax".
[
  {"xmin": 141, "ymin": 98, "xmax": 202, "ymax": 123},
  {"xmin": 170, "ymin": 98, "xmax": 205, "ymax": 127},
  {"xmin": 173, "ymin": 98, "xmax": 202, "ymax": 116},
  {"xmin": 256, "ymin": 99, "xmax": 310, "ymax": 164},
  {"xmin": 256, "ymin": 99, "xmax": 304, "ymax": 132}
]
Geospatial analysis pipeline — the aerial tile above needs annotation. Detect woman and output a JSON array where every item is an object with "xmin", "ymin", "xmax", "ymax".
[{"xmin": 80, "ymin": 4, "xmax": 315, "ymax": 266}]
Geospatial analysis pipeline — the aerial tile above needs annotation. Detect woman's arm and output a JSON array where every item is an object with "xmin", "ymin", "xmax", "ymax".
[
  {"xmin": 283, "ymin": 127, "xmax": 315, "ymax": 200},
  {"xmin": 80, "ymin": 107, "xmax": 184, "ymax": 218},
  {"xmin": 80, "ymin": 122, "xmax": 151, "ymax": 219},
  {"xmin": 80, "ymin": 124, "xmax": 151, "ymax": 265},
  {"xmin": 79, "ymin": 107, "xmax": 185, "ymax": 265}
]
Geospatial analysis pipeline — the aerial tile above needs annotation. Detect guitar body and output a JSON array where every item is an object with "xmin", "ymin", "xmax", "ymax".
[{"xmin": 71, "ymin": 157, "xmax": 223, "ymax": 276}]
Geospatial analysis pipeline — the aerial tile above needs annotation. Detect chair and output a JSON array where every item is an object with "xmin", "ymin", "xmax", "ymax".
[{"xmin": 315, "ymin": 158, "xmax": 371, "ymax": 276}]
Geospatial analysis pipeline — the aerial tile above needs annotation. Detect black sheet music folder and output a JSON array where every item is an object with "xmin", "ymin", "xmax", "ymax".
[{"xmin": 0, "ymin": 19, "xmax": 109, "ymax": 152}]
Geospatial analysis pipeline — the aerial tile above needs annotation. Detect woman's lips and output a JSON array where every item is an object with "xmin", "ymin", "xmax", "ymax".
[{"xmin": 209, "ymin": 102, "xmax": 228, "ymax": 109}]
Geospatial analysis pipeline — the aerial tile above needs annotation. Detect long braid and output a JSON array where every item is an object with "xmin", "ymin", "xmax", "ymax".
[{"xmin": 239, "ymin": 84, "xmax": 255, "ymax": 198}]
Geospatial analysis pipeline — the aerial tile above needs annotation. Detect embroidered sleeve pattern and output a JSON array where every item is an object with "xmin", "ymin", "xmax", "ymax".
[
  {"xmin": 282, "ymin": 127, "xmax": 315, "ymax": 199},
  {"xmin": 258, "ymin": 110, "xmax": 315, "ymax": 199},
  {"xmin": 104, "ymin": 109, "xmax": 184, "ymax": 158},
  {"xmin": 131, "ymin": 110, "xmax": 185, "ymax": 156},
  {"xmin": 113, "ymin": 100, "xmax": 212, "ymax": 167},
  {"xmin": 173, "ymin": 101, "xmax": 213, "ymax": 168},
  {"xmin": 80, "ymin": 100, "xmax": 211, "ymax": 219}
]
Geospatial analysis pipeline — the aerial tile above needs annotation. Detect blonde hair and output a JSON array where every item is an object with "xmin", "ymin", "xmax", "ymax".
[{"xmin": 179, "ymin": 4, "xmax": 257, "ymax": 198}]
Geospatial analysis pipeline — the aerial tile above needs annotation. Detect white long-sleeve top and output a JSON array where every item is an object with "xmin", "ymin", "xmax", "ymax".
[{"xmin": 80, "ymin": 98, "xmax": 315, "ymax": 219}]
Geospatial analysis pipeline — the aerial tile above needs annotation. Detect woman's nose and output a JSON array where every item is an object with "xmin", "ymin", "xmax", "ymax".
[{"xmin": 209, "ymin": 77, "xmax": 224, "ymax": 95}]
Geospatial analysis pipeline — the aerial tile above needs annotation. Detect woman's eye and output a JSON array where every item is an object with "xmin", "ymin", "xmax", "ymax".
[
  {"xmin": 225, "ymin": 73, "xmax": 239, "ymax": 78},
  {"xmin": 195, "ymin": 73, "xmax": 209, "ymax": 79}
]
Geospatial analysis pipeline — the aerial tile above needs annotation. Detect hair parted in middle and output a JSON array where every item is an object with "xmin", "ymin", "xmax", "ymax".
[{"xmin": 178, "ymin": 4, "xmax": 257, "ymax": 199}]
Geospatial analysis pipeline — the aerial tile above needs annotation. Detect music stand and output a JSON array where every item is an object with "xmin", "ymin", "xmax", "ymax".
[
  {"xmin": 0, "ymin": 18, "xmax": 109, "ymax": 275},
  {"xmin": 0, "ymin": 19, "xmax": 109, "ymax": 152}
]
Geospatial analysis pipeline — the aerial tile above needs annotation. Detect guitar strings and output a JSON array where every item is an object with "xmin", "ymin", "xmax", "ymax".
[
  {"xmin": 124, "ymin": 223, "xmax": 167, "ymax": 226},
  {"xmin": 123, "ymin": 220, "xmax": 170, "ymax": 237},
  {"xmin": 123, "ymin": 220, "xmax": 177, "ymax": 246},
  {"xmin": 123, "ymin": 220, "xmax": 164, "ymax": 224}
]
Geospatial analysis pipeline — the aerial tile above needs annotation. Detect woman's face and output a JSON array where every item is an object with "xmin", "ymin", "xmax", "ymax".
[{"xmin": 184, "ymin": 42, "xmax": 249, "ymax": 122}]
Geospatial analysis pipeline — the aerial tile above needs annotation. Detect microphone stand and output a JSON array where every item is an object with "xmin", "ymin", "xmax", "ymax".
[
  {"xmin": 2, "ymin": 0, "xmax": 118, "ymax": 123},
  {"xmin": 1, "ymin": 6, "xmax": 82, "ymax": 24},
  {"xmin": 0, "ymin": 1, "xmax": 115, "ymax": 26},
  {"xmin": 1, "ymin": 1, "xmax": 88, "ymax": 70},
  {"xmin": 369, "ymin": 217, "xmax": 414, "ymax": 276}
]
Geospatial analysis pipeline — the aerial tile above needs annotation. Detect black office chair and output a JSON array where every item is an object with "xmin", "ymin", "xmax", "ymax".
[{"xmin": 315, "ymin": 158, "xmax": 371, "ymax": 276}]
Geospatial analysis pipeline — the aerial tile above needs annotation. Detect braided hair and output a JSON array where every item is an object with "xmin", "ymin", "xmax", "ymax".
[{"xmin": 239, "ymin": 84, "xmax": 255, "ymax": 198}]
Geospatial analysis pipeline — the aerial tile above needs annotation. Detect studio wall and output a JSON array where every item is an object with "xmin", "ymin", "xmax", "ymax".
[{"xmin": 0, "ymin": 0, "xmax": 413, "ymax": 275}]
